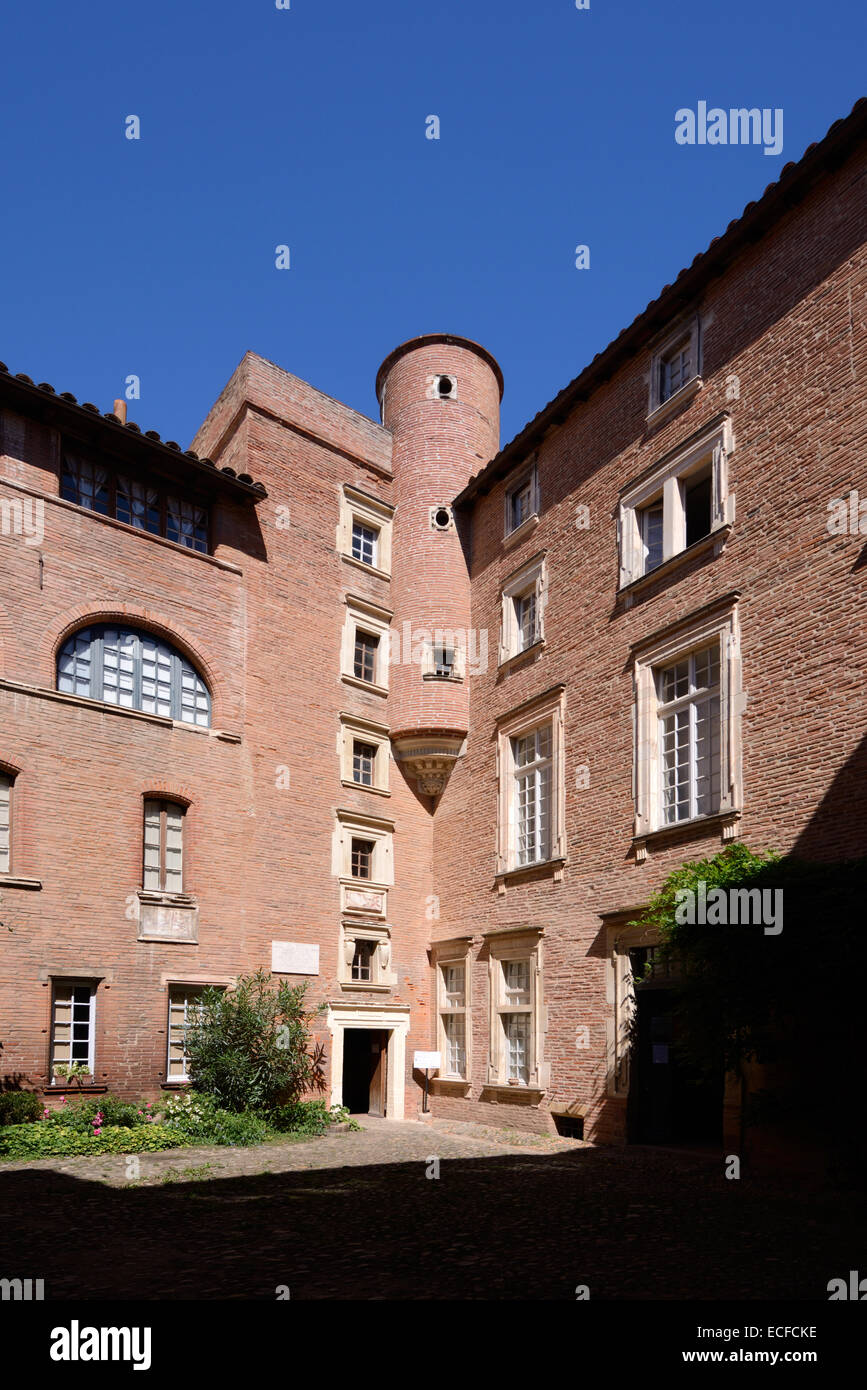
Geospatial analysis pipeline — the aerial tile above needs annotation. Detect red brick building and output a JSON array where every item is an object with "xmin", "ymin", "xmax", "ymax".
[{"xmin": 1, "ymin": 101, "xmax": 865, "ymax": 1144}]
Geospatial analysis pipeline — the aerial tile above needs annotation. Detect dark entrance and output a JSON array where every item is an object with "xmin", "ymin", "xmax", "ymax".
[
  {"xmin": 627, "ymin": 950, "xmax": 723, "ymax": 1148},
  {"xmin": 341, "ymin": 1028, "xmax": 388, "ymax": 1116}
]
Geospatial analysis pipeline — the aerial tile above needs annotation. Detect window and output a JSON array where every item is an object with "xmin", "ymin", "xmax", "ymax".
[
  {"xmin": 351, "ymin": 837, "xmax": 375, "ymax": 880},
  {"xmin": 340, "ymin": 923, "xmax": 394, "ymax": 987},
  {"xmin": 639, "ymin": 500, "xmax": 664, "ymax": 574},
  {"xmin": 434, "ymin": 643, "xmax": 454, "ymax": 678},
  {"xmin": 659, "ymin": 336, "xmax": 692, "ymax": 404},
  {"xmin": 351, "ymin": 940, "xmax": 375, "ymax": 982},
  {"xmin": 632, "ymin": 603, "xmax": 743, "ymax": 855},
  {"xmin": 351, "ymin": 520, "xmax": 379, "ymax": 568},
  {"xmin": 354, "ymin": 631, "xmax": 379, "ymax": 684},
  {"xmin": 57, "ymin": 625, "xmax": 211, "ymax": 726},
  {"xmin": 435, "ymin": 955, "xmax": 469, "ymax": 1079},
  {"xmin": 618, "ymin": 418, "xmax": 733, "ymax": 587},
  {"xmin": 499, "ymin": 554, "xmax": 547, "ymax": 664},
  {"xmin": 352, "ymin": 740, "xmax": 377, "ymax": 787},
  {"xmin": 486, "ymin": 930, "xmax": 546, "ymax": 1090},
  {"xmin": 0, "ymin": 772, "xmax": 11, "ymax": 873},
  {"xmin": 505, "ymin": 459, "xmax": 538, "ymax": 536},
  {"xmin": 648, "ymin": 316, "xmax": 702, "ymax": 418},
  {"xmin": 339, "ymin": 715, "xmax": 390, "ymax": 794},
  {"xmin": 496, "ymin": 686, "xmax": 566, "ymax": 877},
  {"xmin": 143, "ymin": 800, "xmax": 185, "ymax": 893},
  {"xmin": 51, "ymin": 981, "xmax": 96, "ymax": 1079},
  {"xmin": 167, "ymin": 987, "xmax": 203, "ymax": 1081},
  {"xmin": 341, "ymin": 597, "xmax": 391, "ymax": 693},
  {"xmin": 61, "ymin": 451, "xmax": 209, "ymax": 553},
  {"xmin": 513, "ymin": 725, "xmax": 553, "ymax": 866},
  {"xmin": 334, "ymin": 809, "xmax": 395, "ymax": 913},
  {"xmin": 657, "ymin": 645, "xmax": 721, "ymax": 825},
  {"xmin": 337, "ymin": 486, "xmax": 393, "ymax": 575}
]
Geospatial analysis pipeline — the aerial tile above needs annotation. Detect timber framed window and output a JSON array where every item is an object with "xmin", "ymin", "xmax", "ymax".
[
  {"xmin": 337, "ymin": 485, "xmax": 394, "ymax": 577},
  {"xmin": 143, "ymin": 800, "xmax": 185, "ymax": 893},
  {"xmin": 438, "ymin": 960, "xmax": 468, "ymax": 1078},
  {"xmin": 57, "ymin": 625, "xmax": 211, "ymax": 726},
  {"xmin": 504, "ymin": 458, "xmax": 539, "ymax": 537},
  {"xmin": 0, "ymin": 770, "xmax": 13, "ymax": 873},
  {"xmin": 485, "ymin": 928, "xmax": 547, "ymax": 1091},
  {"xmin": 341, "ymin": 597, "xmax": 391, "ymax": 694},
  {"xmin": 499, "ymin": 554, "xmax": 547, "ymax": 663},
  {"xmin": 618, "ymin": 416, "xmax": 733, "ymax": 587},
  {"xmin": 51, "ymin": 981, "xmax": 96, "ymax": 1079},
  {"xmin": 339, "ymin": 714, "xmax": 390, "ymax": 794},
  {"xmin": 632, "ymin": 600, "xmax": 743, "ymax": 857},
  {"xmin": 647, "ymin": 315, "xmax": 702, "ymax": 420},
  {"xmin": 61, "ymin": 450, "xmax": 209, "ymax": 553},
  {"xmin": 496, "ymin": 686, "xmax": 566, "ymax": 877}
]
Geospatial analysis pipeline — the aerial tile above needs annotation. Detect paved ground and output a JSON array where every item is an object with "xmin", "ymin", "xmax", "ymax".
[{"xmin": 1, "ymin": 1117, "xmax": 861, "ymax": 1300}]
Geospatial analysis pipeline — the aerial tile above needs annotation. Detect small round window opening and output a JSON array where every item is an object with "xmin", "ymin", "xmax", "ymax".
[
  {"xmin": 435, "ymin": 375, "xmax": 457, "ymax": 400},
  {"xmin": 430, "ymin": 506, "xmax": 454, "ymax": 532}
]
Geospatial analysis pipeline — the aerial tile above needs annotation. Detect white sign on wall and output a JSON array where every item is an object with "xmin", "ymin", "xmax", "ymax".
[
  {"xmin": 413, "ymin": 1051, "xmax": 441, "ymax": 1070},
  {"xmin": 271, "ymin": 941, "xmax": 320, "ymax": 976}
]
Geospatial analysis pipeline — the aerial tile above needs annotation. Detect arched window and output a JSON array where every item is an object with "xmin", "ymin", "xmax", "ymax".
[{"xmin": 57, "ymin": 625, "xmax": 211, "ymax": 727}]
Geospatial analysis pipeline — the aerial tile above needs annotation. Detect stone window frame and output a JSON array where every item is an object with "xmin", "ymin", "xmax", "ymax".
[
  {"xmin": 337, "ymin": 485, "xmax": 394, "ymax": 579},
  {"xmin": 340, "ymin": 595, "xmax": 391, "ymax": 696},
  {"xmin": 498, "ymin": 552, "xmax": 548, "ymax": 665},
  {"xmin": 646, "ymin": 313, "xmax": 703, "ymax": 422},
  {"xmin": 603, "ymin": 915, "xmax": 659, "ymax": 1099},
  {"xmin": 485, "ymin": 927, "xmax": 548, "ymax": 1093},
  {"xmin": 432, "ymin": 942, "xmax": 472, "ymax": 1080},
  {"xmin": 334, "ymin": 808, "xmax": 395, "ymax": 891},
  {"xmin": 618, "ymin": 416, "xmax": 734, "ymax": 589},
  {"xmin": 339, "ymin": 713, "xmax": 391, "ymax": 796},
  {"xmin": 339, "ymin": 921, "xmax": 396, "ymax": 991},
  {"xmin": 495, "ymin": 686, "xmax": 567, "ymax": 879},
  {"xmin": 419, "ymin": 632, "xmax": 467, "ymax": 682},
  {"xmin": 631, "ymin": 599, "xmax": 743, "ymax": 861},
  {"xmin": 504, "ymin": 456, "xmax": 540, "ymax": 539}
]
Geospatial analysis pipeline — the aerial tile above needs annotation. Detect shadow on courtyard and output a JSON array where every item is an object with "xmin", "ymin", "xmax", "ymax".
[{"xmin": 1, "ymin": 1143, "xmax": 863, "ymax": 1300}]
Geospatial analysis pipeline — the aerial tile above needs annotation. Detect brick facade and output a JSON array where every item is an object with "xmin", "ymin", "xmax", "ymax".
[{"xmin": 1, "ymin": 102, "xmax": 865, "ymax": 1140}]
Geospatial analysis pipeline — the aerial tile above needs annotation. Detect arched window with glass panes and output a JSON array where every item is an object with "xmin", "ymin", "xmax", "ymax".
[{"xmin": 57, "ymin": 625, "xmax": 211, "ymax": 727}]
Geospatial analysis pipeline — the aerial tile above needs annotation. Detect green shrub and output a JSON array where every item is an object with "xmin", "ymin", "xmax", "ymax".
[
  {"xmin": 183, "ymin": 969, "xmax": 326, "ymax": 1113},
  {"xmin": 269, "ymin": 1100, "xmax": 348, "ymax": 1134},
  {"xmin": 0, "ymin": 1123, "xmax": 187, "ymax": 1160},
  {"xmin": 43, "ymin": 1096, "xmax": 154, "ymax": 1132},
  {"xmin": 162, "ymin": 1091, "xmax": 268, "ymax": 1147},
  {"xmin": 0, "ymin": 1092, "xmax": 43, "ymax": 1126}
]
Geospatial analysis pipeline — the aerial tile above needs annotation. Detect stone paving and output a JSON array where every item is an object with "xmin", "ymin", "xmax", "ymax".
[{"xmin": 1, "ymin": 1116, "xmax": 861, "ymax": 1300}]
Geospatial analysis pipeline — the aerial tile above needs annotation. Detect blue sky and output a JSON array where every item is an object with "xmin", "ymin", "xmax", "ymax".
[{"xmin": 1, "ymin": 0, "xmax": 864, "ymax": 451}]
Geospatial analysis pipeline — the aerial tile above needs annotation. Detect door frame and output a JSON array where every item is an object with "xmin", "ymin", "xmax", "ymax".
[{"xmin": 327, "ymin": 1003, "xmax": 411, "ymax": 1120}]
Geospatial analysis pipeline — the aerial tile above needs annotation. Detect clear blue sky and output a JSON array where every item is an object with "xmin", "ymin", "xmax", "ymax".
[{"xmin": 1, "ymin": 0, "xmax": 863, "ymax": 451}]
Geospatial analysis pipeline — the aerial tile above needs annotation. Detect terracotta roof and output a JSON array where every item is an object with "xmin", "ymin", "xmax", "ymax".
[
  {"xmin": 0, "ymin": 361, "xmax": 267, "ymax": 499},
  {"xmin": 454, "ymin": 96, "xmax": 867, "ymax": 507}
]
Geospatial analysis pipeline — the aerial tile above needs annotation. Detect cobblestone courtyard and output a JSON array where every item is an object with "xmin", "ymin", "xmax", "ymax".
[{"xmin": 1, "ymin": 1118, "xmax": 860, "ymax": 1300}]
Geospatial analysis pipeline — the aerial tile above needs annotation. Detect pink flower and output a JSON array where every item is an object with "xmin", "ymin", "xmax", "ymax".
[{"xmin": 59, "ymin": 1095, "xmax": 67, "ymax": 1106}]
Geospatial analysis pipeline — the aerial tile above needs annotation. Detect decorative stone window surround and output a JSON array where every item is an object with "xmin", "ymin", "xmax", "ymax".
[
  {"xmin": 495, "ymin": 685, "xmax": 567, "ymax": 880},
  {"xmin": 618, "ymin": 415, "xmax": 734, "ymax": 590},
  {"xmin": 339, "ymin": 921, "xmax": 396, "ymax": 990},
  {"xmin": 431, "ymin": 939, "xmax": 473, "ymax": 1081},
  {"xmin": 484, "ymin": 926, "xmax": 549, "ymax": 1094},
  {"xmin": 338, "ymin": 713, "xmax": 391, "ymax": 795},
  {"xmin": 340, "ymin": 594, "xmax": 392, "ymax": 695},
  {"xmin": 498, "ymin": 551, "xmax": 548, "ymax": 666},
  {"xmin": 646, "ymin": 313, "xmax": 703, "ymax": 424},
  {"xmin": 631, "ymin": 597, "xmax": 744, "ymax": 862},
  {"xmin": 337, "ymin": 484, "xmax": 394, "ymax": 578}
]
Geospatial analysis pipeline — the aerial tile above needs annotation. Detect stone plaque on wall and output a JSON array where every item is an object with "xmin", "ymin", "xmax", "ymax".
[
  {"xmin": 271, "ymin": 941, "xmax": 320, "ymax": 975},
  {"xmin": 137, "ymin": 902, "xmax": 198, "ymax": 943}
]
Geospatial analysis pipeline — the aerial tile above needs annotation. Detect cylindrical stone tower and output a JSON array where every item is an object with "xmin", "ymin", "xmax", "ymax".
[{"xmin": 375, "ymin": 333, "xmax": 503, "ymax": 801}]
